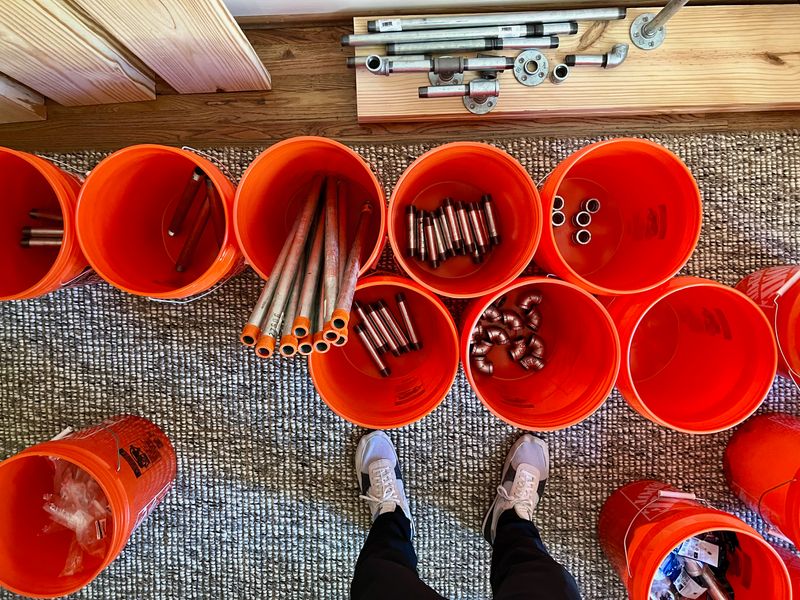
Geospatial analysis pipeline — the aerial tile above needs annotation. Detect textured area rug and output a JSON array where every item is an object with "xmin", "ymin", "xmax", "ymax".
[{"xmin": 1, "ymin": 132, "xmax": 799, "ymax": 599}]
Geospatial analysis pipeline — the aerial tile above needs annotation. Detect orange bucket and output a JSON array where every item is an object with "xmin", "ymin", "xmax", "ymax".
[
  {"xmin": 598, "ymin": 480, "xmax": 792, "ymax": 599},
  {"xmin": 607, "ymin": 276, "xmax": 777, "ymax": 434},
  {"xmin": 309, "ymin": 275, "xmax": 458, "ymax": 429},
  {"xmin": 0, "ymin": 148, "xmax": 87, "ymax": 301},
  {"xmin": 460, "ymin": 277, "xmax": 620, "ymax": 430},
  {"xmin": 388, "ymin": 142, "xmax": 541, "ymax": 299},
  {"xmin": 235, "ymin": 137, "xmax": 386, "ymax": 280},
  {"xmin": 775, "ymin": 546, "xmax": 800, "ymax": 592},
  {"xmin": 736, "ymin": 265, "xmax": 800, "ymax": 384},
  {"xmin": 536, "ymin": 138, "xmax": 702, "ymax": 296},
  {"xmin": 0, "ymin": 415, "xmax": 176, "ymax": 598},
  {"xmin": 76, "ymin": 144, "xmax": 241, "ymax": 299},
  {"xmin": 724, "ymin": 412, "xmax": 800, "ymax": 547}
]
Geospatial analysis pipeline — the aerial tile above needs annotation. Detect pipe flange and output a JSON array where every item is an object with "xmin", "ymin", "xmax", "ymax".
[
  {"xmin": 513, "ymin": 50, "xmax": 548, "ymax": 87},
  {"xmin": 428, "ymin": 70, "xmax": 464, "ymax": 86},
  {"xmin": 630, "ymin": 13, "xmax": 665, "ymax": 50},
  {"xmin": 463, "ymin": 95, "xmax": 497, "ymax": 115}
]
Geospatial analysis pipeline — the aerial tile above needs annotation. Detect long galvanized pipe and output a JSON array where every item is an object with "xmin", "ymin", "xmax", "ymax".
[
  {"xmin": 331, "ymin": 201, "xmax": 373, "ymax": 331},
  {"xmin": 240, "ymin": 216, "xmax": 301, "ymax": 346},
  {"xmin": 293, "ymin": 205, "xmax": 326, "ymax": 338},
  {"xmin": 323, "ymin": 177, "xmax": 340, "ymax": 323},
  {"xmin": 344, "ymin": 23, "xmax": 554, "ymax": 47},
  {"xmin": 262, "ymin": 175, "xmax": 324, "ymax": 339},
  {"xmin": 387, "ymin": 36, "xmax": 558, "ymax": 55},
  {"xmin": 367, "ymin": 55, "xmax": 513, "ymax": 76},
  {"xmin": 366, "ymin": 8, "xmax": 626, "ymax": 32}
]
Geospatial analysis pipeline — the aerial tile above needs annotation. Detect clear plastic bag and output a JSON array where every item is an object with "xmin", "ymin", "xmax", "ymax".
[{"xmin": 42, "ymin": 458, "xmax": 112, "ymax": 577}]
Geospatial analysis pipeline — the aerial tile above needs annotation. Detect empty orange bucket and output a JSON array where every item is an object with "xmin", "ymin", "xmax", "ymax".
[
  {"xmin": 235, "ymin": 137, "xmax": 386, "ymax": 281},
  {"xmin": 724, "ymin": 412, "xmax": 800, "ymax": 547},
  {"xmin": 607, "ymin": 276, "xmax": 777, "ymax": 434},
  {"xmin": 0, "ymin": 415, "xmax": 176, "ymax": 598},
  {"xmin": 309, "ymin": 275, "xmax": 458, "ymax": 429},
  {"xmin": 460, "ymin": 276, "xmax": 620, "ymax": 430},
  {"xmin": 599, "ymin": 480, "xmax": 792, "ymax": 599},
  {"xmin": 388, "ymin": 142, "xmax": 541, "ymax": 298},
  {"xmin": 0, "ymin": 148, "xmax": 87, "ymax": 301},
  {"xmin": 536, "ymin": 138, "xmax": 702, "ymax": 296},
  {"xmin": 736, "ymin": 265, "xmax": 800, "ymax": 384},
  {"xmin": 76, "ymin": 144, "xmax": 241, "ymax": 299}
]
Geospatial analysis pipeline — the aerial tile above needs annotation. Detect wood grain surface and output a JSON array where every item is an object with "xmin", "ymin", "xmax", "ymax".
[
  {"xmin": 0, "ymin": 22, "xmax": 797, "ymax": 153},
  {"xmin": 353, "ymin": 5, "xmax": 800, "ymax": 121},
  {"xmin": 0, "ymin": 0, "xmax": 155, "ymax": 106},
  {"xmin": 0, "ymin": 75, "xmax": 46, "ymax": 124},
  {"xmin": 73, "ymin": 0, "xmax": 271, "ymax": 94}
]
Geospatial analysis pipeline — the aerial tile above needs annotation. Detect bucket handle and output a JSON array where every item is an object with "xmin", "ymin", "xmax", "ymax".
[
  {"xmin": 146, "ymin": 270, "xmax": 234, "ymax": 305},
  {"xmin": 757, "ymin": 477, "xmax": 799, "ymax": 545},
  {"xmin": 773, "ymin": 271, "xmax": 800, "ymax": 390},
  {"xmin": 35, "ymin": 154, "xmax": 91, "ymax": 181},
  {"xmin": 622, "ymin": 489, "xmax": 704, "ymax": 578},
  {"xmin": 181, "ymin": 145, "xmax": 237, "ymax": 184}
]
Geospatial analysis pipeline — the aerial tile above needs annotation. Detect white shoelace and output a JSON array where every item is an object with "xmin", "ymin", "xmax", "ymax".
[
  {"xmin": 359, "ymin": 464, "xmax": 400, "ymax": 508},
  {"xmin": 496, "ymin": 467, "xmax": 539, "ymax": 517}
]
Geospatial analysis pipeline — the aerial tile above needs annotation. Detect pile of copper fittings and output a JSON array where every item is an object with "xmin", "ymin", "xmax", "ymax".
[
  {"xmin": 406, "ymin": 194, "xmax": 500, "ymax": 267},
  {"xmin": 550, "ymin": 195, "xmax": 600, "ymax": 246},
  {"xmin": 469, "ymin": 289, "xmax": 545, "ymax": 376},
  {"xmin": 353, "ymin": 293, "xmax": 422, "ymax": 378}
]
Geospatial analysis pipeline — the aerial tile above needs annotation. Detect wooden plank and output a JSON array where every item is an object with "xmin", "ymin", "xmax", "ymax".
[
  {"xmin": 353, "ymin": 5, "xmax": 800, "ymax": 122},
  {"xmin": 0, "ymin": 0, "xmax": 155, "ymax": 106},
  {"xmin": 73, "ymin": 0, "xmax": 271, "ymax": 94},
  {"xmin": 0, "ymin": 23, "xmax": 799, "ymax": 153},
  {"xmin": 0, "ymin": 74, "xmax": 46, "ymax": 124}
]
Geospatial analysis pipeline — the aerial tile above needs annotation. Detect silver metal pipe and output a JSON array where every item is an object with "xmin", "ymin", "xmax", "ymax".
[
  {"xmin": 368, "ymin": 55, "xmax": 513, "ymax": 76},
  {"xmin": 367, "ymin": 8, "xmax": 626, "ymax": 32},
  {"xmin": 387, "ymin": 36, "xmax": 557, "ymax": 55},
  {"xmin": 540, "ymin": 22, "xmax": 577, "ymax": 36},
  {"xmin": 293, "ymin": 207, "xmax": 325, "ymax": 338},
  {"xmin": 323, "ymin": 178, "xmax": 339, "ymax": 323},
  {"xmin": 346, "ymin": 54, "xmax": 428, "ymax": 67},
  {"xmin": 22, "ymin": 227, "xmax": 63, "ymax": 238},
  {"xmin": 644, "ymin": 0, "xmax": 689, "ymax": 36},
  {"xmin": 332, "ymin": 201, "xmax": 373, "ymax": 331},
  {"xmin": 419, "ymin": 78, "xmax": 499, "ymax": 99},
  {"xmin": 344, "ymin": 23, "xmax": 550, "ymax": 47},
  {"xmin": 566, "ymin": 43, "xmax": 628, "ymax": 68}
]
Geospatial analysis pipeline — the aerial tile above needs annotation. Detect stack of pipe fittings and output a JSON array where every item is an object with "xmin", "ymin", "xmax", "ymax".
[
  {"xmin": 353, "ymin": 293, "xmax": 422, "ymax": 377},
  {"xmin": 341, "ymin": 8, "xmax": 632, "ymax": 114},
  {"xmin": 19, "ymin": 209, "xmax": 63, "ymax": 248},
  {"xmin": 167, "ymin": 167, "xmax": 226, "ymax": 272},
  {"xmin": 469, "ymin": 290, "xmax": 545, "ymax": 375},
  {"xmin": 551, "ymin": 195, "xmax": 600, "ymax": 246},
  {"xmin": 240, "ymin": 176, "xmax": 373, "ymax": 359},
  {"xmin": 406, "ymin": 194, "xmax": 499, "ymax": 267}
]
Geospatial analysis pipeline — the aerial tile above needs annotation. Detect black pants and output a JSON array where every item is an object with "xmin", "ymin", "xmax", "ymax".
[{"xmin": 351, "ymin": 508, "xmax": 582, "ymax": 599}]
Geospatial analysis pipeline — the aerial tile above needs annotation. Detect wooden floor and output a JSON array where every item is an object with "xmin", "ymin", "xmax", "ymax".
[{"xmin": 0, "ymin": 20, "xmax": 799, "ymax": 153}]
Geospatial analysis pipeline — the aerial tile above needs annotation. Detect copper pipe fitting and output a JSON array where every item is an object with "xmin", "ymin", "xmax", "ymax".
[
  {"xmin": 518, "ymin": 291, "xmax": 543, "ymax": 312},
  {"xmin": 526, "ymin": 307, "xmax": 542, "ymax": 331},
  {"xmin": 509, "ymin": 337, "xmax": 527, "ymax": 361},
  {"xmin": 471, "ymin": 323, "xmax": 485, "ymax": 343},
  {"xmin": 520, "ymin": 355, "xmax": 545, "ymax": 371},
  {"xmin": 471, "ymin": 340, "xmax": 493, "ymax": 357},
  {"xmin": 472, "ymin": 355, "xmax": 494, "ymax": 375},
  {"xmin": 482, "ymin": 304, "xmax": 502, "ymax": 323},
  {"xmin": 528, "ymin": 334, "xmax": 545, "ymax": 358},
  {"xmin": 500, "ymin": 308, "xmax": 524, "ymax": 331},
  {"xmin": 483, "ymin": 325, "xmax": 510, "ymax": 345}
]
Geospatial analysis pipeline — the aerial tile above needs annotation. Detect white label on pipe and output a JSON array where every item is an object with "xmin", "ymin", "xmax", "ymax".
[
  {"xmin": 677, "ymin": 538, "xmax": 720, "ymax": 567},
  {"xmin": 498, "ymin": 25, "xmax": 527, "ymax": 37},
  {"xmin": 376, "ymin": 19, "xmax": 401, "ymax": 32},
  {"xmin": 674, "ymin": 569, "xmax": 707, "ymax": 599}
]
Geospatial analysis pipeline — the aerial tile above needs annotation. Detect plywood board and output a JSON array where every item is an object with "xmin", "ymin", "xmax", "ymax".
[
  {"xmin": 0, "ymin": 74, "xmax": 46, "ymax": 124},
  {"xmin": 73, "ymin": 0, "xmax": 271, "ymax": 93},
  {"xmin": 0, "ymin": 0, "xmax": 155, "ymax": 106},
  {"xmin": 353, "ymin": 5, "xmax": 800, "ymax": 121}
]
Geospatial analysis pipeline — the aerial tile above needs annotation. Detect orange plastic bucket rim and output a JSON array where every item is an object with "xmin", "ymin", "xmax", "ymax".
[
  {"xmin": 0, "ymin": 148, "xmax": 86, "ymax": 301},
  {"xmin": 76, "ymin": 144, "xmax": 241, "ymax": 299},
  {"xmin": 613, "ymin": 276, "xmax": 778, "ymax": 434},
  {"xmin": 600, "ymin": 480, "xmax": 793, "ymax": 600},
  {"xmin": 388, "ymin": 141, "xmax": 542, "ymax": 299},
  {"xmin": 460, "ymin": 276, "xmax": 621, "ymax": 430},
  {"xmin": 309, "ymin": 275, "xmax": 459, "ymax": 429},
  {"xmin": 537, "ymin": 137, "xmax": 702, "ymax": 296},
  {"xmin": 234, "ymin": 136, "xmax": 387, "ymax": 280}
]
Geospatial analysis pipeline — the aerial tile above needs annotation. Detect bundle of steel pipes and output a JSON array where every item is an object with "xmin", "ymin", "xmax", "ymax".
[
  {"xmin": 20, "ymin": 209, "xmax": 63, "ymax": 248},
  {"xmin": 353, "ymin": 293, "xmax": 422, "ymax": 377},
  {"xmin": 240, "ymin": 176, "xmax": 372, "ymax": 359}
]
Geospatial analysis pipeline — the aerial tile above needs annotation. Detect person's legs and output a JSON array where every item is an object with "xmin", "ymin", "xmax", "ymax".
[
  {"xmin": 351, "ymin": 431, "xmax": 444, "ymax": 600},
  {"xmin": 483, "ymin": 435, "xmax": 581, "ymax": 600}
]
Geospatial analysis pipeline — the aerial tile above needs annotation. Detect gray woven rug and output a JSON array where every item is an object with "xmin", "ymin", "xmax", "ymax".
[{"xmin": 1, "ymin": 132, "xmax": 799, "ymax": 600}]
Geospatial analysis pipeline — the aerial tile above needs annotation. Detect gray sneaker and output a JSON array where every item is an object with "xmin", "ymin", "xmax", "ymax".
[
  {"xmin": 482, "ymin": 434, "xmax": 550, "ymax": 545},
  {"xmin": 355, "ymin": 431, "xmax": 414, "ymax": 536}
]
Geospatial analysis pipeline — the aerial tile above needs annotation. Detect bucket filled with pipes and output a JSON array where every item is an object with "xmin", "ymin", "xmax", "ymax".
[{"xmin": 235, "ymin": 137, "xmax": 387, "ymax": 358}]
